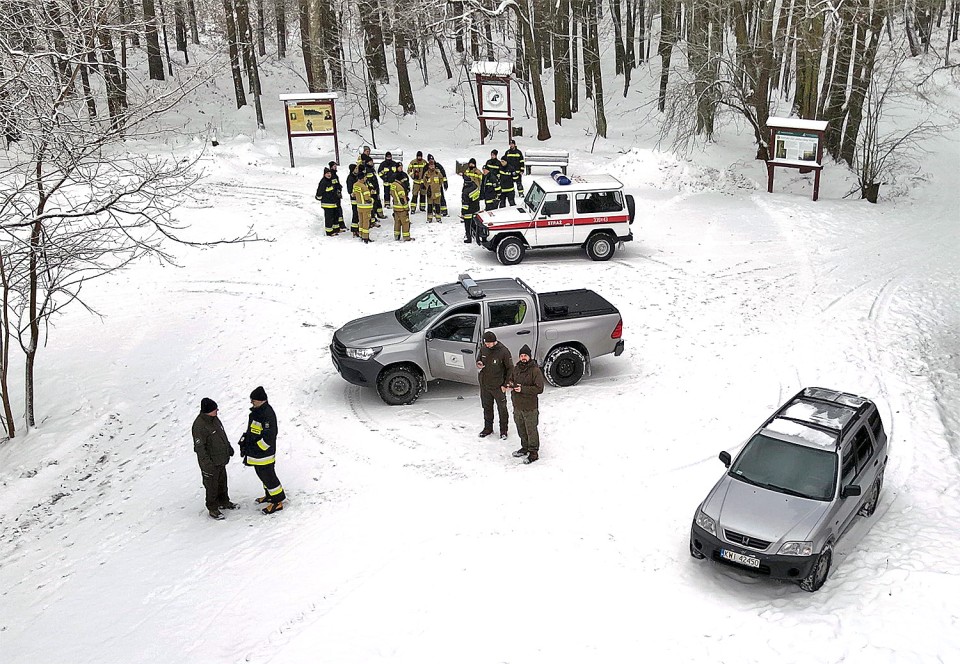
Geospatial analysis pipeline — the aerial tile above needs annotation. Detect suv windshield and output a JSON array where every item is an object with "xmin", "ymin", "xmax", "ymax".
[
  {"xmin": 524, "ymin": 183, "xmax": 546, "ymax": 214},
  {"xmin": 396, "ymin": 289, "xmax": 448, "ymax": 332},
  {"xmin": 729, "ymin": 434, "xmax": 837, "ymax": 501}
]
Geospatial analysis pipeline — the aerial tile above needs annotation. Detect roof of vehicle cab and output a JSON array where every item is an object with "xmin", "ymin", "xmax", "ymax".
[
  {"xmin": 532, "ymin": 174, "xmax": 624, "ymax": 193},
  {"xmin": 434, "ymin": 277, "xmax": 527, "ymax": 304}
]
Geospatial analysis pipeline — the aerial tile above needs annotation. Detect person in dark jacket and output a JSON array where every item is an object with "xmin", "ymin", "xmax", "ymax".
[
  {"xmin": 461, "ymin": 173, "xmax": 481, "ymax": 243},
  {"xmin": 498, "ymin": 158, "xmax": 516, "ymax": 208},
  {"xmin": 240, "ymin": 386, "xmax": 286, "ymax": 514},
  {"xmin": 484, "ymin": 149, "xmax": 501, "ymax": 178},
  {"xmin": 329, "ymin": 161, "xmax": 345, "ymax": 231},
  {"xmin": 506, "ymin": 345, "xmax": 545, "ymax": 463},
  {"xmin": 427, "ymin": 154, "xmax": 450, "ymax": 216},
  {"xmin": 315, "ymin": 167, "xmax": 340, "ymax": 236},
  {"xmin": 504, "ymin": 140, "xmax": 525, "ymax": 196},
  {"xmin": 361, "ymin": 154, "xmax": 386, "ymax": 221},
  {"xmin": 346, "ymin": 163, "xmax": 360, "ymax": 237},
  {"xmin": 378, "ymin": 151, "xmax": 400, "ymax": 208},
  {"xmin": 476, "ymin": 330, "xmax": 513, "ymax": 439},
  {"xmin": 192, "ymin": 397, "xmax": 236, "ymax": 520},
  {"xmin": 481, "ymin": 166, "xmax": 500, "ymax": 211}
]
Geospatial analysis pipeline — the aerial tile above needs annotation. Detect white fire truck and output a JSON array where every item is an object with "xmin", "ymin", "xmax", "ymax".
[{"xmin": 474, "ymin": 173, "xmax": 636, "ymax": 265}]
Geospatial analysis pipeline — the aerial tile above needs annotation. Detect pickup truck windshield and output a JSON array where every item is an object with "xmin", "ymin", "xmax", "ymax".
[
  {"xmin": 524, "ymin": 183, "xmax": 546, "ymax": 214},
  {"xmin": 729, "ymin": 434, "xmax": 837, "ymax": 501},
  {"xmin": 396, "ymin": 289, "xmax": 448, "ymax": 332}
]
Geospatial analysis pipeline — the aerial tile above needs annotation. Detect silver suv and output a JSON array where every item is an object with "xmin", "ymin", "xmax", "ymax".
[{"xmin": 689, "ymin": 387, "xmax": 888, "ymax": 592}]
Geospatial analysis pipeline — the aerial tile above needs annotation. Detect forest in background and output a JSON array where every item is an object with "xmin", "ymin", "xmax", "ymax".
[{"xmin": 0, "ymin": 0, "xmax": 957, "ymax": 442}]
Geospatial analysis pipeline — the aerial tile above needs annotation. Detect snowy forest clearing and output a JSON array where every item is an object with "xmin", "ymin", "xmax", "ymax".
[{"xmin": 1, "ymin": 1, "xmax": 959, "ymax": 662}]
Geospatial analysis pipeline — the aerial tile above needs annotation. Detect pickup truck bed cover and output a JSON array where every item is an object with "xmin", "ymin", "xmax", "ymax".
[{"xmin": 539, "ymin": 289, "xmax": 618, "ymax": 321}]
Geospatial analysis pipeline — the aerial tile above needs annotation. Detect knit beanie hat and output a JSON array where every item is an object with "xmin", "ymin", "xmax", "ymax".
[
  {"xmin": 518, "ymin": 344, "xmax": 532, "ymax": 357},
  {"xmin": 200, "ymin": 397, "xmax": 218, "ymax": 413},
  {"xmin": 250, "ymin": 386, "xmax": 268, "ymax": 401},
  {"xmin": 483, "ymin": 331, "xmax": 497, "ymax": 343}
]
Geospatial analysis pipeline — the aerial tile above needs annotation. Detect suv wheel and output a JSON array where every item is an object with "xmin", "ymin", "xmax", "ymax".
[
  {"xmin": 799, "ymin": 546, "xmax": 832, "ymax": 592},
  {"xmin": 376, "ymin": 365, "xmax": 424, "ymax": 405},
  {"xmin": 858, "ymin": 467, "xmax": 885, "ymax": 517},
  {"xmin": 543, "ymin": 346, "xmax": 586, "ymax": 387},
  {"xmin": 585, "ymin": 233, "xmax": 617, "ymax": 261},
  {"xmin": 496, "ymin": 237, "xmax": 525, "ymax": 265}
]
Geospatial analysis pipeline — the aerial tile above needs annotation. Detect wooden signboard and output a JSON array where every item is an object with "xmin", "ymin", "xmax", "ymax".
[
  {"xmin": 280, "ymin": 92, "xmax": 339, "ymax": 168},
  {"xmin": 766, "ymin": 117, "xmax": 828, "ymax": 201}
]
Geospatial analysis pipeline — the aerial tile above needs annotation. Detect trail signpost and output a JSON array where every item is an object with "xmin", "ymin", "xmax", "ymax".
[
  {"xmin": 765, "ymin": 117, "xmax": 828, "ymax": 201},
  {"xmin": 280, "ymin": 92, "xmax": 339, "ymax": 168},
  {"xmin": 472, "ymin": 61, "xmax": 513, "ymax": 144}
]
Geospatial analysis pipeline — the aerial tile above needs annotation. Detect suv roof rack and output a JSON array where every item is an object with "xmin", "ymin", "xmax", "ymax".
[
  {"xmin": 458, "ymin": 273, "xmax": 486, "ymax": 299},
  {"xmin": 768, "ymin": 387, "xmax": 872, "ymax": 441}
]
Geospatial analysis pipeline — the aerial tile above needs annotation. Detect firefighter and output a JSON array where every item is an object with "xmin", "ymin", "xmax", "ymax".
[
  {"xmin": 378, "ymin": 151, "xmax": 400, "ymax": 208},
  {"xmin": 392, "ymin": 163, "xmax": 414, "ymax": 241},
  {"xmin": 464, "ymin": 158, "xmax": 483, "ymax": 190},
  {"xmin": 345, "ymin": 163, "xmax": 360, "ymax": 237},
  {"xmin": 361, "ymin": 154, "xmax": 386, "ymax": 221},
  {"xmin": 240, "ymin": 386, "xmax": 286, "ymax": 515},
  {"xmin": 481, "ymin": 165, "xmax": 500, "ymax": 211},
  {"xmin": 499, "ymin": 158, "xmax": 516, "ymax": 208},
  {"xmin": 504, "ymin": 140, "xmax": 525, "ymax": 196},
  {"xmin": 427, "ymin": 154, "xmax": 449, "ymax": 216},
  {"xmin": 484, "ymin": 149, "xmax": 501, "ymax": 179},
  {"xmin": 315, "ymin": 167, "xmax": 340, "ymax": 236},
  {"xmin": 408, "ymin": 150, "xmax": 428, "ymax": 212},
  {"xmin": 356, "ymin": 145, "xmax": 371, "ymax": 166},
  {"xmin": 423, "ymin": 161, "xmax": 444, "ymax": 223},
  {"xmin": 461, "ymin": 173, "xmax": 481, "ymax": 243},
  {"xmin": 353, "ymin": 164, "xmax": 375, "ymax": 243},
  {"xmin": 329, "ymin": 161, "xmax": 345, "ymax": 232}
]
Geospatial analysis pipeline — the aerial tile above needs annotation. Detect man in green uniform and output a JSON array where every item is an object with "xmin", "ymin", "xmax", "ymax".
[
  {"xmin": 507, "ymin": 344, "xmax": 544, "ymax": 464},
  {"xmin": 476, "ymin": 330, "xmax": 513, "ymax": 439},
  {"xmin": 192, "ymin": 397, "xmax": 236, "ymax": 520}
]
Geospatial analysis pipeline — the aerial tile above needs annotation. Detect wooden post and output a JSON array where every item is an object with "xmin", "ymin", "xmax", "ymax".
[{"xmin": 284, "ymin": 102, "xmax": 295, "ymax": 168}]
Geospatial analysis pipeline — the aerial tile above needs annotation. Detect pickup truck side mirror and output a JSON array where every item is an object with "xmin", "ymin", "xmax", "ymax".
[
  {"xmin": 719, "ymin": 451, "xmax": 732, "ymax": 468},
  {"xmin": 425, "ymin": 330, "xmax": 433, "ymax": 341},
  {"xmin": 841, "ymin": 484, "xmax": 861, "ymax": 498}
]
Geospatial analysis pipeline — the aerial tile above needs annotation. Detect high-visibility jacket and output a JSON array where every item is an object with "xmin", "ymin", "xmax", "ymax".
[
  {"xmin": 499, "ymin": 169, "xmax": 515, "ymax": 194},
  {"xmin": 423, "ymin": 168, "xmax": 444, "ymax": 199},
  {"xmin": 378, "ymin": 159, "xmax": 399, "ymax": 184},
  {"xmin": 241, "ymin": 402, "xmax": 278, "ymax": 466},
  {"xmin": 481, "ymin": 173, "xmax": 500, "ymax": 202},
  {"xmin": 330, "ymin": 171, "xmax": 343, "ymax": 198},
  {"xmin": 408, "ymin": 158, "xmax": 428, "ymax": 183},
  {"xmin": 317, "ymin": 176, "xmax": 338, "ymax": 208},
  {"xmin": 353, "ymin": 179, "xmax": 374, "ymax": 209},
  {"xmin": 504, "ymin": 147, "xmax": 525, "ymax": 176},
  {"xmin": 391, "ymin": 173, "xmax": 410, "ymax": 210},
  {"xmin": 484, "ymin": 157, "xmax": 501, "ymax": 177},
  {"xmin": 465, "ymin": 166, "xmax": 483, "ymax": 189},
  {"xmin": 461, "ymin": 179, "xmax": 481, "ymax": 218}
]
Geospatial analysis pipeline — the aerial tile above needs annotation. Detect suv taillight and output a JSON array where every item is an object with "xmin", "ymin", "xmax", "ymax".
[{"xmin": 611, "ymin": 318, "xmax": 623, "ymax": 339}]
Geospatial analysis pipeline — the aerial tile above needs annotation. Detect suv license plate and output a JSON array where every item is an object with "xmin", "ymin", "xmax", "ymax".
[{"xmin": 721, "ymin": 549, "xmax": 760, "ymax": 569}]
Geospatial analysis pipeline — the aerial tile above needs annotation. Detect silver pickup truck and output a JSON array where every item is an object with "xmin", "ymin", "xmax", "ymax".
[{"xmin": 331, "ymin": 274, "xmax": 625, "ymax": 405}]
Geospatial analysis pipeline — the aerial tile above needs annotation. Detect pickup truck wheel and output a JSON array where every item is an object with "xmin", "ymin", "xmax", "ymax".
[
  {"xmin": 585, "ymin": 233, "xmax": 617, "ymax": 261},
  {"xmin": 543, "ymin": 346, "xmax": 586, "ymax": 387},
  {"xmin": 858, "ymin": 467, "xmax": 884, "ymax": 517},
  {"xmin": 496, "ymin": 237, "xmax": 525, "ymax": 265},
  {"xmin": 799, "ymin": 546, "xmax": 832, "ymax": 592},
  {"xmin": 376, "ymin": 366, "xmax": 424, "ymax": 406}
]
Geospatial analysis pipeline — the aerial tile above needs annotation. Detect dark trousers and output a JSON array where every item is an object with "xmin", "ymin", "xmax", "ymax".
[
  {"xmin": 383, "ymin": 184, "xmax": 392, "ymax": 206},
  {"xmin": 463, "ymin": 215, "xmax": 474, "ymax": 240},
  {"xmin": 254, "ymin": 463, "xmax": 286, "ymax": 504},
  {"xmin": 480, "ymin": 386, "xmax": 509, "ymax": 434},
  {"xmin": 499, "ymin": 191, "xmax": 515, "ymax": 207},
  {"xmin": 515, "ymin": 174, "xmax": 524, "ymax": 195},
  {"xmin": 351, "ymin": 204, "xmax": 359, "ymax": 232},
  {"xmin": 514, "ymin": 408, "xmax": 540, "ymax": 453},
  {"xmin": 485, "ymin": 198, "xmax": 499, "ymax": 211},
  {"xmin": 200, "ymin": 463, "xmax": 230, "ymax": 510},
  {"xmin": 323, "ymin": 207, "xmax": 339, "ymax": 235}
]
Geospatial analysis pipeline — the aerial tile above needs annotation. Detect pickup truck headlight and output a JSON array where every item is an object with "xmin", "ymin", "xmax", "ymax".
[
  {"xmin": 346, "ymin": 346, "xmax": 382, "ymax": 361},
  {"xmin": 777, "ymin": 541, "xmax": 813, "ymax": 556},
  {"xmin": 694, "ymin": 508, "xmax": 717, "ymax": 536}
]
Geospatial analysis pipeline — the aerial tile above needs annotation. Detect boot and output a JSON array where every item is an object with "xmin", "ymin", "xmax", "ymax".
[
  {"xmin": 262, "ymin": 501, "xmax": 284, "ymax": 515},
  {"xmin": 219, "ymin": 501, "xmax": 239, "ymax": 510},
  {"xmin": 464, "ymin": 236, "xmax": 472, "ymax": 243},
  {"xmin": 362, "ymin": 238, "xmax": 374, "ymax": 244},
  {"xmin": 523, "ymin": 453, "xmax": 539, "ymax": 464},
  {"xmin": 255, "ymin": 495, "xmax": 270, "ymax": 504},
  {"xmin": 404, "ymin": 237, "xmax": 416, "ymax": 242},
  {"xmin": 478, "ymin": 429, "xmax": 493, "ymax": 438},
  {"xmin": 500, "ymin": 432, "xmax": 508, "ymax": 440},
  {"xmin": 512, "ymin": 448, "xmax": 528, "ymax": 458},
  {"xmin": 208, "ymin": 508, "xmax": 225, "ymax": 520}
]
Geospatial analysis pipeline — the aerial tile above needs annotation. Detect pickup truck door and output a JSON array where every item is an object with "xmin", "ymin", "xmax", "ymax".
[
  {"xmin": 535, "ymin": 193, "xmax": 574, "ymax": 246},
  {"xmin": 426, "ymin": 313, "xmax": 481, "ymax": 385},
  {"xmin": 484, "ymin": 298, "xmax": 537, "ymax": 360}
]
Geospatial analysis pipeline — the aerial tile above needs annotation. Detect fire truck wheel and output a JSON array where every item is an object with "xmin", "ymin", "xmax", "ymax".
[
  {"xmin": 585, "ymin": 233, "xmax": 617, "ymax": 261},
  {"xmin": 496, "ymin": 237, "xmax": 526, "ymax": 265}
]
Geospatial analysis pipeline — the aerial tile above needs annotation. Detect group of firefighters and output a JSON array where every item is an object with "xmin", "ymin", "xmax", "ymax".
[{"xmin": 315, "ymin": 141, "xmax": 525, "ymax": 244}]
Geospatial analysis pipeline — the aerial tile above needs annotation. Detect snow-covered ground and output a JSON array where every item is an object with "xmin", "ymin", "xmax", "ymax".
[{"xmin": 1, "ymin": 45, "xmax": 959, "ymax": 663}]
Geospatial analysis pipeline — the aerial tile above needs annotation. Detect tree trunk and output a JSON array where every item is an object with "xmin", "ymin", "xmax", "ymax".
[
  {"xmin": 142, "ymin": 0, "xmax": 165, "ymax": 80},
  {"xmin": 396, "ymin": 36, "xmax": 416, "ymax": 114},
  {"xmin": 256, "ymin": 0, "xmax": 266, "ymax": 56},
  {"xmin": 300, "ymin": 0, "xmax": 325, "ymax": 91},
  {"xmin": 0, "ymin": 252, "xmax": 16, "ymax": 439},
  {"xmin": 793, "ymin": 3, "xmax": 823, "ymax": 119},
  {"xmin": 517, "ymin": 0, "xmax": 551, "ymax": 140},
  {"xmin": 571, "ymin": 11, "xmax": 579, "ymax": 112},
  {"xmin": 589, "ymin": 0, "xmax": 607, "ymax": 137},
  {"xmin": 841, "ymin": 3, "xmax": 885, "ymax": 166},
  {"xmin": 359, "ymin": 0, "xmax": 388, "ymax": 83},
  {"xmin": 816, "ymin": 16, "xmax": 836, "ymax": 118},
  {"xmin": 436, "ymin": 36, "xmax": 453, "ymax": 79},
  {"xmin": 275, "ymin": 0, "xmax": 286, "ymax": 58},
  {"xmin": 235, "ymin": 0, "xmax": 264, "ymax": 126},
  {"xmin": 823, "ymin": 3, "xmax": 855, "ymax": 158},
  {"xmin": 97, "ymin": 6, "xmax": 127, "ymax": 128},
  {"xmin": 175, "ymin": 1, "xmax": 188, "ymax": 61},
  {"xmin": 610, "ymin": 0, "xmax": 625, "ymax": 75},
  {"xmin": 187, "ymin": 0, "xmax": 199, "ymax": 43},
  {"xmin": 555, "ymin": 0, "xmax": 572, "ymax": 122},
  {"xmin": 658, "ymin": 0, "xmax": 677, "ymax": 111},
  {"xmin": 157, "ymin": 0, "xmax": 175, "ymax": 76},
  {"xmin": 223, "ymin": 0, "xmax": 247, "ymax": 107},
  {"xmin": 320, "ymin": 0, "xmax": 343, "ymax": 90}
]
